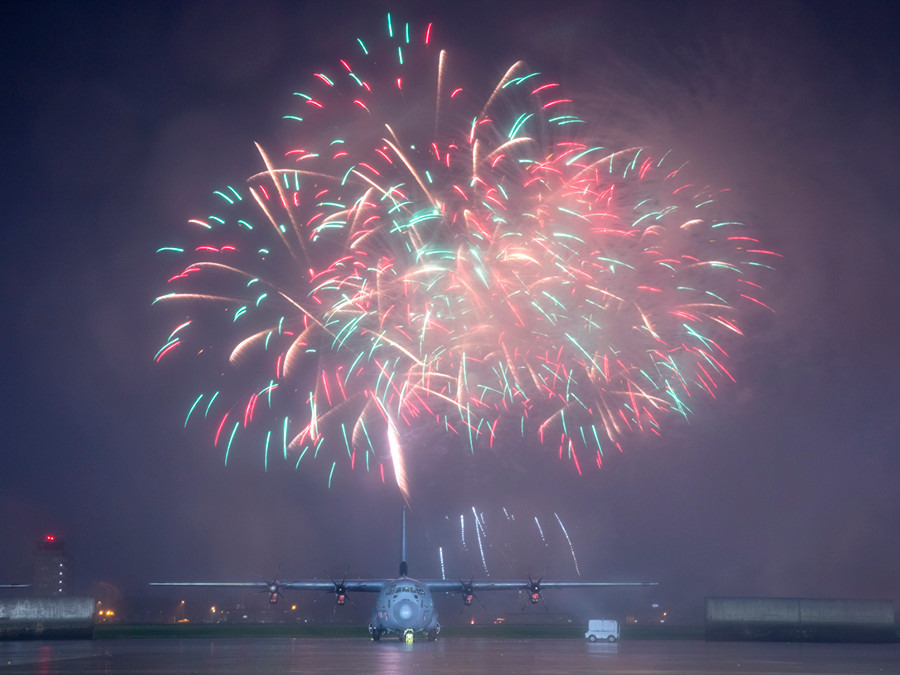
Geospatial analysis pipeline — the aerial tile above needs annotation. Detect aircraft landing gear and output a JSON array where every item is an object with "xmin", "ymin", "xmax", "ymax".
[
  {"xmin": 426, "ymin": 629, "xmax": 438, "ymax": 641},
  {"xmin": 403, "ymin": 628, "xmax": 414, "ymax": 643},
  {"xmin": 371, "ymin": 628, "xmax": 382, "ymax": 641}
]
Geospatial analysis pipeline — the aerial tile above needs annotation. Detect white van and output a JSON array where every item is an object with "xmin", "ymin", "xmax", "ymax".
[{"xmin": 585, "ymin": 619, "xmax": 619, "ymax": 642}]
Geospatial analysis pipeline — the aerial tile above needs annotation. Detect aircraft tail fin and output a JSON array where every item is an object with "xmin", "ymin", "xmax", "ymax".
[{"xmin": 399, "ymin": 506, "xmax": 408, "ymax": 577}]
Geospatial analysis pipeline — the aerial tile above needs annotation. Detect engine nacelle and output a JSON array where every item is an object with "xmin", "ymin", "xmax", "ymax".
[
  {"xmin": 266, "ymin": 581, "xmax": 281, "ymax": 604},
  {"xmin": 332, "ymin": 580, "xmax": 348, "ymax": 606}
]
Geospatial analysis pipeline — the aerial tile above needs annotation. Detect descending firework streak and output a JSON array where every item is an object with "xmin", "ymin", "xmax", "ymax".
[
  {"xmin": 437, "ymin": 507, "xmax": 582, "ymax": 578},
  {"xmin": 154, "ymin": 14, "xmax": 777, "ymax": 498}
]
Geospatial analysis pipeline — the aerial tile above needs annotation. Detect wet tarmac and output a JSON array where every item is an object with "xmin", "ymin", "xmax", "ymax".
[{"xmin": 1, "ymin": 638, "xmax": 898, "ymax": 674}]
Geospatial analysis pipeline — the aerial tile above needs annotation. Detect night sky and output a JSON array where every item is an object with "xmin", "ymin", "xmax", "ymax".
[{"xmin": 2, "ymin": 1, "xmax": 898, "ymax": 623}]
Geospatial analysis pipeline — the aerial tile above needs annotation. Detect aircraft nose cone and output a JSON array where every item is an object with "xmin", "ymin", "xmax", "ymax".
[{"xmin": 395, "ymin": 600, "xmax": 415, "ymax": 622}]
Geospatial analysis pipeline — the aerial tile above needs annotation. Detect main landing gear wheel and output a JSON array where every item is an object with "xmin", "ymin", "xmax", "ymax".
[
  {"xmin": 371, "ymin": 629, "xmax": 382, "ymax": 641},
  {"xmin": 402, "ymin": 628, "xmax": 414, "ymax": 643},
  {"xmin": 427, "ymin": 629, "xmax": 438, "ymax": 641}
]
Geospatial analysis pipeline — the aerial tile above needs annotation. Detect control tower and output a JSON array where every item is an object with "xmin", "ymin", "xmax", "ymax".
[{"xmin": 33, "ymin": 535, "xmax": 71, "ymax": 596}]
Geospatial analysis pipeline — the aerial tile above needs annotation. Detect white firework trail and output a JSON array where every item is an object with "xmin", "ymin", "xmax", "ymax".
[
  {"xmin": 554, "ymin": 512, "xmax": 580, "ymax": 576},
  {"xmin": 472, "ymin": 506, "xmax": 489, "ymax": 575},
  {"xmin": 534, "ymin": 516, "xmax": 547, "ymax": 545}
]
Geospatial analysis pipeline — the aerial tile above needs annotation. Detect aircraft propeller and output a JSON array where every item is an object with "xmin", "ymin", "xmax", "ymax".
[
  {"xmin": 456, "ymin": 577, "xmax": 487, "ymax": 613},
  {"xmin": 329, "ymin": 569, "xmax": 354, "ymax": 607},
  {"xmin": 522, "ymin": 575, "xmax": 551, "ymax": 612},
  {"xmin": 262, "ymin": 567, "xmax": 284, "ymax": 604},
  {"xmin": 460, "ymin": 578, "xmax": 476, "ymax": 606}
]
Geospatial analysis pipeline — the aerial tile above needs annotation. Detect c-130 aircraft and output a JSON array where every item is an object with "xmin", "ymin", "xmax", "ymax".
[{"xmin": 152, "ymin": 509, "xmax": 656, "ymax": 642}]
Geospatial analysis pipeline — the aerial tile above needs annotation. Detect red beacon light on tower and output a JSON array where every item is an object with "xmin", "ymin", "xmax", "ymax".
[{"xmin": 37, "ymin": 534, "xmax": 64, "ymax": 552}]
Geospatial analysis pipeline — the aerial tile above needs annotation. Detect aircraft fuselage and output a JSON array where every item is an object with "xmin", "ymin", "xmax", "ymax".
[{"xmin": 368, "ymin": 576, "xmax": 439, "ymax": 641}]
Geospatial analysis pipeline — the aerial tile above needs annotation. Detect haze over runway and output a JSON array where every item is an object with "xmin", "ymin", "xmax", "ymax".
[{"xmin": 1, "ymin": 0, "xmax": 898, "ymax": 623}]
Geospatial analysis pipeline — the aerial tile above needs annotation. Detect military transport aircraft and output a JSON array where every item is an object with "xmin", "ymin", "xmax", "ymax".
[{"xmin": 152, "ymin": 510, "xmax": 656, "ymax": 642}]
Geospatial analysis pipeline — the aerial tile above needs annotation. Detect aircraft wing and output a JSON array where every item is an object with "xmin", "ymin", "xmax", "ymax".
[
  {"xmin": 151, "ymin": 580, "xmax": 389, "ymax": 591},
  {"xmin": 423, "ymin": 577, "xmax": 656, "ymax": 606},
  {"xmin": 282, "ymin": 580, "xmax": 388, "ymax": 593},
  {"xmin": 424, "ymin": 579, "xmax": 657, "ymax": 593},
  {"xmin": 150, "ymin": 578, "xmax": 391, "ymax": 605}
]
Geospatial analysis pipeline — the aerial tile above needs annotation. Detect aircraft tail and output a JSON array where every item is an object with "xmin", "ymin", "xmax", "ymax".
[{"xmin": 399, "ymin": 507, "xmax": 408, "ymax": 577}]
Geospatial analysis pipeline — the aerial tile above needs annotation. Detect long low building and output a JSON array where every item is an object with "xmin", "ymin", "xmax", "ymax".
[
  {"xmin": 0, "ymin": 597, "xmax": 95, "ymax": 640},
  {"xmin": 706, "ymin": 597, "xmax": 896, "ymax": 643}
]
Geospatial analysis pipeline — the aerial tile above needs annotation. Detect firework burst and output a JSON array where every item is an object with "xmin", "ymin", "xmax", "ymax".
[{"xmin": 154, "ymin": 14, "xmax": 777, "ymax": 499}]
